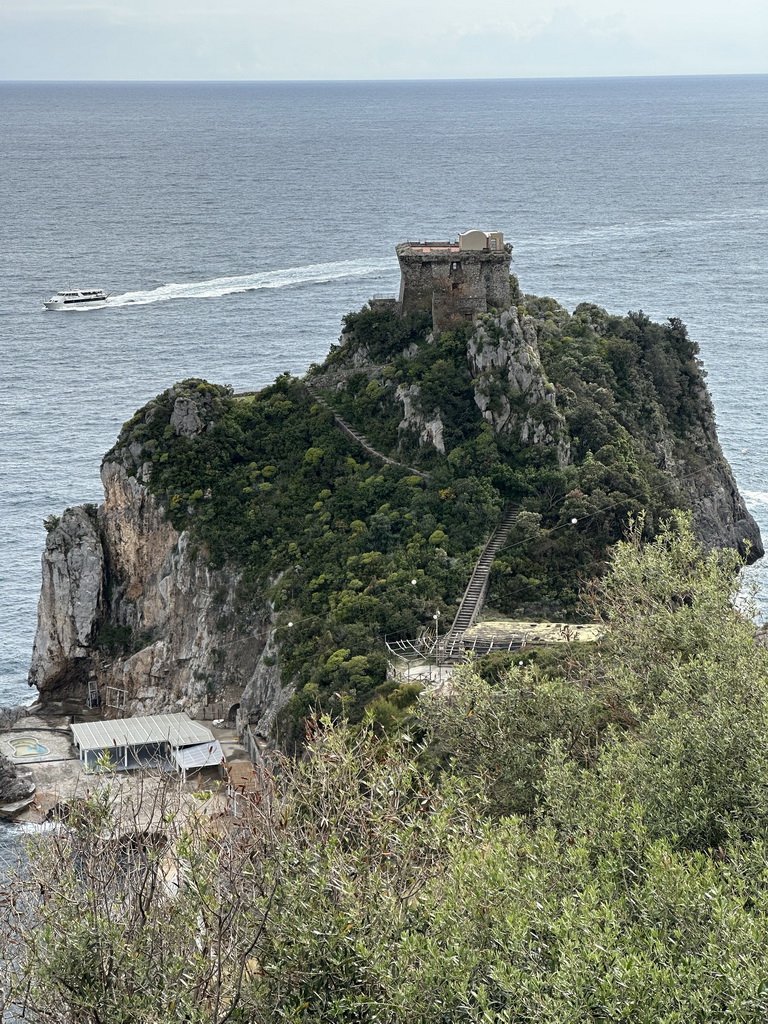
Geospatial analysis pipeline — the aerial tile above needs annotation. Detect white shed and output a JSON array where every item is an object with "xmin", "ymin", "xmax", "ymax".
[{"xmin": 71, "ymin": 713, "xmax": 217, "ymax": 771}]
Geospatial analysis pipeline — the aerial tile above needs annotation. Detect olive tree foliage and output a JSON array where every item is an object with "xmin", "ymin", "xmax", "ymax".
[
  {"xmin": 8, "ymin": 723, "xmax": 768, "ymax": 1023},
  {"xmin": 0, "ymin": 771, "xmax": 279, "ymax": 1024},
  {"xmin": 0, "ymin": 729, "xmax": 484, "ymax": 1024},
  {"xmin": 541, "ymin": 512, "xmax": 768, "ymax": 851},
  {"xmin": 423, "ymin": 512, "xmax": 768, "ymax": 848},
  {"xmin": 584, "ymin": 510, "xmax": 756, "ymax": 701},
  {"xmin": 418, "ymin": 660, "xmax": 606, "ymax": 817},
  {"xmin": 6, "ymin": 514, "xmax": 768, "ymax": 1021}
]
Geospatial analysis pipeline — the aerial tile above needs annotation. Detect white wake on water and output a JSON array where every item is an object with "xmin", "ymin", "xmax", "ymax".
[
  {"xmin": 107, "ymin": 257, "xmax": 394, "ymax": 308},
  {"xmin": 524, "ymin": 207, "xmax": 768, "ymax": 252}
]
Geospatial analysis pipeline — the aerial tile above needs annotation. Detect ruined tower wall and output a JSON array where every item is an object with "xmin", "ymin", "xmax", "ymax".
[
  {"xmin": 397, "ymin": 249, "xmax": 442, "ymax": 318},
  {"xmin": 396, "ymin": 244, "xmax": 512, "ymax": 332}
]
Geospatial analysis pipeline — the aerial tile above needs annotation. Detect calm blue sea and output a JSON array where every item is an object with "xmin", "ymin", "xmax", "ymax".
[{"xmin": 2, "ymin": 76, "xmax": 768, "ymax": 717}]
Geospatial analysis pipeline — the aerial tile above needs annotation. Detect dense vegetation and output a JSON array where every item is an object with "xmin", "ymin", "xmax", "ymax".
[
  {"xmin": 109, "ymin": 375, "xmax": 496, "ymax": 737},
  {"xmin": 331, "ymin": 297, "xmax": 702, "ymax": 615},
  {"xmin": 6, "ymin": 519, "xmax": 768, "ymax": 1022},
  {"xmin": 105, "ymin": 291, "xmax": 722, "ymax": 732}
]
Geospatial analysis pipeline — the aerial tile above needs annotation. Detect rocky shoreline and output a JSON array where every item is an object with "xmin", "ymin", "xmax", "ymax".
[
  {"xmin": 0, "ymin": 749, "xmax": 36, "ymax": 818},
  {"xmin": 0, "ymin": 705, "xmax": 38, "ymax": 818}
]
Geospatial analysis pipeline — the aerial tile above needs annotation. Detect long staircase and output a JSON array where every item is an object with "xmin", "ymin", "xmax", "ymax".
[
  {"xmin": 439, "ymin": 504, "xmax": 520, "ymax": 657},
  {"xmin": 305, "ymin": 381, "xmax": 429, "ymax": 480}
]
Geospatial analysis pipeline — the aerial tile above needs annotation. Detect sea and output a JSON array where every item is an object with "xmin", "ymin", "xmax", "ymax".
[{"xmin": 1, "ymin": 76, "xmax": 767, "ymax": 725}]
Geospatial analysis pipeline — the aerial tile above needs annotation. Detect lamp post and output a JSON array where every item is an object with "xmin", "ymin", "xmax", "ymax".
[{"xmin": 433, "ymin": 610, "xmax": 441, "ymax": 686}]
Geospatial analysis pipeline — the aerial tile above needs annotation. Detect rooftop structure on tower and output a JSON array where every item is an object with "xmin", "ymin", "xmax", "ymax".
[{"xmin": 395, "ymin": 230, "xmax": 512, "ymax": 331}]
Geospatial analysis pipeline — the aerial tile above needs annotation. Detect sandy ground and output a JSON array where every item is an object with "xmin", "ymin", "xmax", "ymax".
[{"xmin": 465, "ymin": 618, "xmax": 605, "ymax": 645}]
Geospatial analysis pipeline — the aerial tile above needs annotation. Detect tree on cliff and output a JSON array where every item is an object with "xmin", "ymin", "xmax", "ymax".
[{"xmin": 5, "ymin": 516, "xmax": 768, "ymax": 1022}]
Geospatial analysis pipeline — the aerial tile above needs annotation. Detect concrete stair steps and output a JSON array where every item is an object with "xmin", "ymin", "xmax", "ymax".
[{"xmin": 441, "ymin": 503, "xmax": 520, "ymax": 650}]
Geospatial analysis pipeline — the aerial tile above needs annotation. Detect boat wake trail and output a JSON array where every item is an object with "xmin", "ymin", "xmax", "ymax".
[{"xmin": 107, "ymin": 258, "xmax": 393, "ymax": 308}]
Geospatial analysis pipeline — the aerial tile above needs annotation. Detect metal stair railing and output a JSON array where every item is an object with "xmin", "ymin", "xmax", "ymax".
[
  {"xmin": 305, "ymin": 381, "xmax": 430, "ymax": 479},
  {"xmin": 443, "ymin": 505, "xmax": 520, "ymax": 646}
]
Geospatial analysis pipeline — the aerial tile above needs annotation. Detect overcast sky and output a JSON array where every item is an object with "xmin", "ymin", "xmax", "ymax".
[{"xmin": 1, "ymin": 0, "xmax": 767, "ymax": 81}]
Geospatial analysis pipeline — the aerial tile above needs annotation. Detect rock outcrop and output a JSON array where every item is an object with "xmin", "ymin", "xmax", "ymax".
[
  {"xmin": 0, "ymin": 753, "xmax": 35, "ymax": 819},
  {"xmin": 28, "ymin": 384, "xmax": 290, "ymax": 734},
  {"xmin": 29, "ymin": 506, "xmax": 104, "ymax": 696},
  {"xmin": 689, "ymin": 465, "xmax": 762, "ymax": 560},
  {"xmin": 468, "ymin": 309, "xmax": 570, "ymax": 468},
  {"xmin": 396, "ymin": 383, "xmax": 446, "ymax": 454},
  {"xmin": 660, "ymin": 380, "xmax": 763, "ymax": 561},
  {"xmin": 388, "ymin": 310, "xmax": 570, "ymax": 467},
  {"xmin": 0, "ymin": 705, "xmax": 37, "ymax": 732},
  {"xmin": 25, "ymin": 298, "xmax": 763, "ymax": 743}
]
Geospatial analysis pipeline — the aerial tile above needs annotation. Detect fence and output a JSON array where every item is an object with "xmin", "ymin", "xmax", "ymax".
[{"xmin": 241, "ymin": 724, "xmax": 263, "ymax": 765}]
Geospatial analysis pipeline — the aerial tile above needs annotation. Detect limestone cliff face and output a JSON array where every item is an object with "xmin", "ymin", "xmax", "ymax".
[
  {"xmin": 688, "ymin": 462, "xmax": 762, "ymax": 560},
  {"xmin": 468, "ymin": 309, "xmax": 570, "ymax": 469},
  {"xmin": 29, "ymin": 506, "xmax": 104, "ymax": 695},
  {"xmin": 29, "ymin": 386, "xmax": 289, "ymax": 733},
  {"xmin": 658, "ymin": 380, "xmax": 763, "ymax": 561},
  {"xmin": 389, "ymin": 310, "xmax": 569, "ymax": 467},
  {"xmin": 395, "ymin": 383, "xmax": 446, "ymax": 454}
]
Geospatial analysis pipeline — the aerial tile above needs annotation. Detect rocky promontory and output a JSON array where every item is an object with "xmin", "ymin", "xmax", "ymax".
[{"xmin": 26, "ymin": 293, "xmax": 763, "ymax": 744}]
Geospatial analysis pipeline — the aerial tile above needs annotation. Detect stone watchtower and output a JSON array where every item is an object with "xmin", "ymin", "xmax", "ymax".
[{"xmin": 396, "ymin": 230, "xmax": 512, "ymax": 332}]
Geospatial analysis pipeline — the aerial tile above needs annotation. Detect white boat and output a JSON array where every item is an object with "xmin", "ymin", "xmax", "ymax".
[{"xmin": 43, "ymin": 289, "xmax": 108, "ymax": 310}]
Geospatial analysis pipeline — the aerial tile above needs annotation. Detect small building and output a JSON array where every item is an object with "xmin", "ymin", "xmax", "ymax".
[
  {"xmin": 458, "ymin": 229, "xmax": 505, "ymax": 252},
  {"xmin": 396, "ymin": 230, "xmax": 512, "ymax": 331},
  {"xmin": 71, "ymin": 712, "xmax": 224, "ymax": 773}
]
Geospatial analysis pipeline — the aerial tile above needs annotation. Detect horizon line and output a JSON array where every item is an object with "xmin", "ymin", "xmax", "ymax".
[{"xmin": 2, "ymin": 72, "xmax": 768, "ymax": 85}]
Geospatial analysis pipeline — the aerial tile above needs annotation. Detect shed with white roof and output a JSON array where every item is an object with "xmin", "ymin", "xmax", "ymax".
[{"xmin": 71, "ymin": 713, "xmax": 221, "ymax": 772}]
